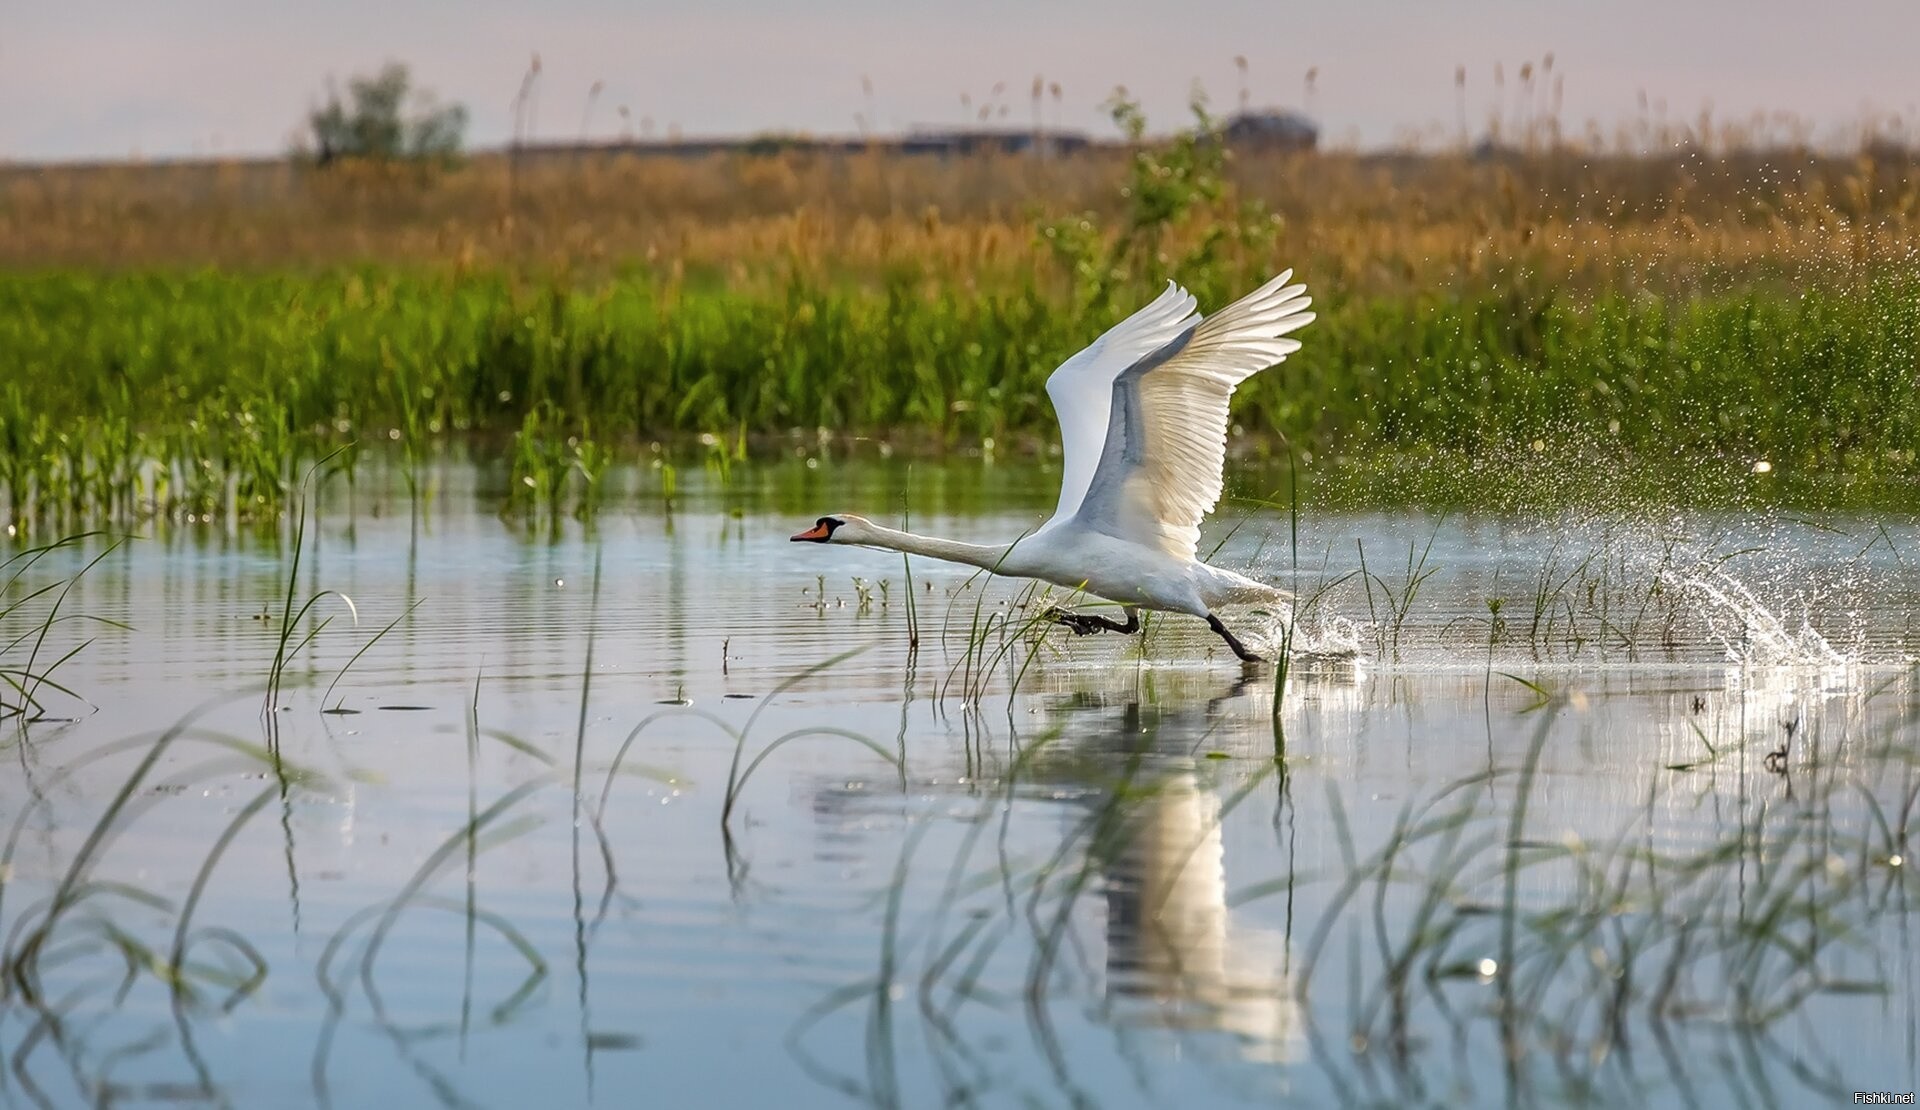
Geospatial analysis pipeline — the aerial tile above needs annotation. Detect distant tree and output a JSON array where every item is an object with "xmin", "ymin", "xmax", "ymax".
[{"xmin": 306, "ymin": 63, "xmax": 467, "ymax": 165}]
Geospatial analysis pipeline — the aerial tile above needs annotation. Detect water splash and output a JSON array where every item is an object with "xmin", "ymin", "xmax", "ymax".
[
  {"xmin": 1226, "ymin": 509, "xmax": 1897, "ymax": 666},
  {"xmin": 1658, "ymin": 559, "xmax": 1848, "ymax": 667},
  {"xmin": 1293, "ymin": 612, "xmax": 1367, "ymax": 662},
  {"xmin": 1244, "ymin": 604, "xmax": 1366, "ymax": 663}
]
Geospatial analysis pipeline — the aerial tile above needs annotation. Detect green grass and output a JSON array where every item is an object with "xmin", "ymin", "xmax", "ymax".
[
  {"xmin": 1, "ymin": 531, "xmax": 127, "ymax": 722},
  {"xmin": 2, "ymin": 265, "xmax": 1918, "ymax": 529}
]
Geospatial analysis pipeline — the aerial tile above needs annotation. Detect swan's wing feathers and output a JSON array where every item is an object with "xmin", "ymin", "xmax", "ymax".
[
  {"xmin": 1043, "ymin": 281, "xmax": 1200, "ymax": 524},
  {"xmin": 1076, "ymin": 271, "xmax": 1315, "ymax": 560}
]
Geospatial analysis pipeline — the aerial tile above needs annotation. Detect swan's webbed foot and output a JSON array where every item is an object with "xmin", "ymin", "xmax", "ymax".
[
  {"xmin": 1043, "ymin": 605, "xmax": 1140, "ymax": 637},
  {"xmin": 1207, "ymin": 613, "xmax": 1264, "ymax": 663}
]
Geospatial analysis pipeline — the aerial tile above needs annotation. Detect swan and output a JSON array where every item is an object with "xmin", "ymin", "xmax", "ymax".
[{"xmin": 791, "ymin": 271, "xmax": 1314, "ymax": 662}]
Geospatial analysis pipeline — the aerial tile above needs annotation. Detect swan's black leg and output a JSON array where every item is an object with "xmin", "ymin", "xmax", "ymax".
[
  {"xmin": 1207, "ymin": 613, "xmax": 1263, "ymax": 663},
  {"xmin": 1043, "ymin": 605, "xmax": 1140, "ymax": 637}
]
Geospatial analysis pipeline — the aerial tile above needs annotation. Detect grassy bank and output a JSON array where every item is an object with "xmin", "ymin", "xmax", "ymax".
[
  {"xmin": 6, "ymin": 100, "xmax": 1920, "ymax": 528},
  {"xmin": 3, "ymin": 265, "xmax": 1917, "ymax": 528}
]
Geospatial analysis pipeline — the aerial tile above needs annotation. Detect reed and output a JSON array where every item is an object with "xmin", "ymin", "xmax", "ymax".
[
  {"xmin": 4, "ymin": 126, "xmax": 1915, "ymax": 277},
  {"xmin": 263, "ymin": 459, "xmax": 358, "ymax": 711},
  {"xmin": 5, "ymin": 266, "xmax": 1917, "ymax": 530},
  {"xmin": 0, "ymin": 531, "xmax": 127, "ymax": 724}
]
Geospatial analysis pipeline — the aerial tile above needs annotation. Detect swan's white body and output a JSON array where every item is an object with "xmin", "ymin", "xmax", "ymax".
[
  {"xmin": 830, "ymin": 521, "xmax": 1280, "ymax": 619},
  {"xmin": 795, "ymin": 271, "xmax": 1315, "ymax": 658}
]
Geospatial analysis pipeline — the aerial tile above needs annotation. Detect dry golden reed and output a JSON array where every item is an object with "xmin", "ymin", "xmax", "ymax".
[{"xmin": 4, "ymin": 144, "xmax": 1916, "ymax": 297}]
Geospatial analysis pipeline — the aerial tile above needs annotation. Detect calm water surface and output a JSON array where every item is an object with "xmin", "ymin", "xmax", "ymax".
[{"xmin": 5, "ymin": 462, "xmax": 1920, "ymax": 1108}]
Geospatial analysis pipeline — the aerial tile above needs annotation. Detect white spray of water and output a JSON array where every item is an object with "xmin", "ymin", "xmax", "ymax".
[
  {"xmin": 1244, "ymin": 602, "xmax": 1367, "ymax": 664},
  {"xmin": 1657, "ymin": 559, "xmax": 1847, "ymax": 667},
  {"xmin": 1228, "ymin": 510, "xmax": 1890, "ymax": 668}
]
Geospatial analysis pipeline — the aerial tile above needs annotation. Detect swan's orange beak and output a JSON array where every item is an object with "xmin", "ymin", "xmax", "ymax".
[{"xmin": 791, "ymin": 522, "xmax": 833, "ymax": 542}]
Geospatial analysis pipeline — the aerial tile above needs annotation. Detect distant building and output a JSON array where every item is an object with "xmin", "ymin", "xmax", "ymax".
[{"xmin": 1223, "ymin": 110, "xmax": 1319, "ymax": 151}]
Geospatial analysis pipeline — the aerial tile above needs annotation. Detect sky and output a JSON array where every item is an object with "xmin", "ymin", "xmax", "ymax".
[{"xmin": 6, "ymin": 0, "xmax": 1919, "ymax": 162}]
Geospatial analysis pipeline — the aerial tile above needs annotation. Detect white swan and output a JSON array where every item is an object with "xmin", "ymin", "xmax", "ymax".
[{"xmin": 792, "ymin": 272, "xmax": 1314, "ymax": 662}]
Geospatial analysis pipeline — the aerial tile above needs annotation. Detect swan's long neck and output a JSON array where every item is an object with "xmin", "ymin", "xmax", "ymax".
[{"xmin": 853, "ymin": 523, "xmax": 1017, "ymax": 572}]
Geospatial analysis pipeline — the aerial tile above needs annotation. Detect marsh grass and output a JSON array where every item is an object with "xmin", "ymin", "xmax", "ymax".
[
  {"xmin": 0, "ymin": 698, "xmax": 323, "ymax": 1103},
  {"xmin": 0, "ymin": 608, "xmax": 914, "ymax": 1100},
  {"xmin": 1355, "ymin": 524, "xmax": 1442, "ymax": 661},
  {"xmin": 925, "ymin": 564, "xmax": 1136, "ymax": 709},
  {"xmin": 506, "ymin": 404, "xmax": 615, "ymax": 526},
  {"xmin": 1277, "ymin": 688, "xmax": 1919, "ymax": 1105},
  {"xmin": 898, "ymin": 481, "xmax": 923, "ymax": 652},
  {"xmin": 937, "ymin": 537, "xmax": 1046, "ymax": 707},
  {"xmin": 959, "ymin": 582, "xmax": 1078, "ymax": 708},
  {"xmin": 256, "ymin": 456, "xmax": 431, "ymax": 715},
  {"xmin": 0, "ymin": 664, "xmax": 676, "ymax": 1101},
  {"xmin": 8, "ymin": 268, "xmax": 1920, "ymax": 531},
  {"xmin": 264, "ymin": 460, "xmax": 360, "ymax": 712},
  {"xmin": 6, "ymin": 129, "xmax": 1916, "ymax": 278},
  {"xmin": 310, "ymin": 774, "xmax": 557, "ymax": 1104},
  {"xmin": 718, "ymin": 645, "xmax": 900, "ymax": 833},
  {"xmin": 1, "ymin": 532, "xmax": 128, "ymax": 725}
]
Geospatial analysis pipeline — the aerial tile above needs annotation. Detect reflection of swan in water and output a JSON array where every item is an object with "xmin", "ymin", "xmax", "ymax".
[
  {"xmin": 800, "ymin": 666, "xmax": 1349, "ymax": 1067},
  {"xmin": 1051, "ymin": 692, "xmax": 1302, "ymax": 1064},
  {"xmin": 1101, "ymin": 757, "xmax": 1298, "ymax": 1062}
]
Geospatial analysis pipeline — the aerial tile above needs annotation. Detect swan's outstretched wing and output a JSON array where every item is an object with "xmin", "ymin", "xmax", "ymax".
[
  {"xmin": 1072, "ymin": 271, "xmax": 1314, "ymax": 560},
  {"xmin": 1042, "ymin": 281, "xmax": 1200, "ymax": 526}
]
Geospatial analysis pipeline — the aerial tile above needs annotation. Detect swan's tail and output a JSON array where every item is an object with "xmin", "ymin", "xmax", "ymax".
[{"xmin": 1198, "ymin": 564, "xmax": 1292, "ymax": 608}]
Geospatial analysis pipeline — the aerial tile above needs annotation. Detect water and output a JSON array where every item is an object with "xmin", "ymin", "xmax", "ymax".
[{"xmin": 5, "ymin": 462, "xmax": 1920, "ymax": 1108}]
